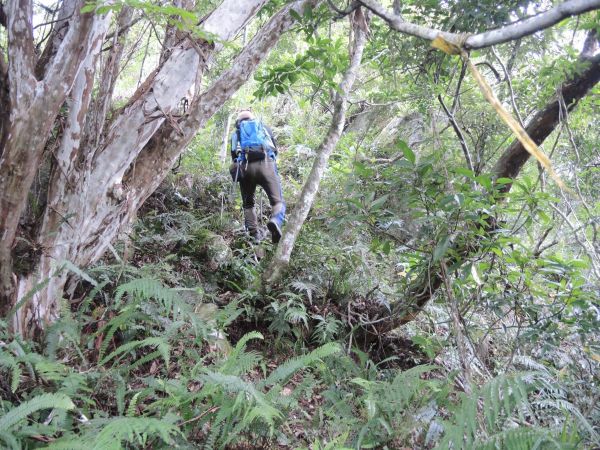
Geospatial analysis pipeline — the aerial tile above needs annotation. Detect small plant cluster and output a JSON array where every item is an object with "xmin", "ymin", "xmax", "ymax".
[{"xmin": 0, "ymin": 260, "xmax": 597, "ymax": 449}]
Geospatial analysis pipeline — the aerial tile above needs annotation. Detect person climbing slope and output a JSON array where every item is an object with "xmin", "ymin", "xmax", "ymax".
[{"xmin": 229, "ymin": 110, "xmax": 286, "ymax": 243}]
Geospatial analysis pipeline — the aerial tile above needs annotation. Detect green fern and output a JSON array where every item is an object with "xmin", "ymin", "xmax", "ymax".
[
  {"xmin": 474, "ymin": 427, "xmax": 576, "ymax": 450},
  {"xmin": 44, "ymin": 416, "xmax": 181, "ymax": 450},
  {"xmin": 201, "ymin": 371, "xmax": 282, "ymax": 424},
  {"xmin": 99, "ymin": 336, "xmax": 170, "ymax": 368},
  {"xmin": 96, "ymin": 309, "xmax": 151, "ymax": 362},
  {"xmin": 126, "ymin": 392, "xmax": 142, "ymax": 417},
  {"xmin": 114, "ymin": 277, "xmax": 179, "ymax": 313},
  {"xmin": 436, "ymin": 372, "xmax": 553, "ymax": 450},
  {"xmin": 218, "ymin": 331, "xmax": 263, "ymax": 375},
  {"xmin": 0, "ymin": 430, "xmax": 20, "ymax": 450},
  {"xmin": 0, "ymin": 349, "xmax": 22, "ymax": 393},
  {"xmin": 0, "ymin": 393, "xmax": 75, "ymax": 430},
  {"xmin": 261, "ymin": 342, "xmax": 340, "ymax": 387}
]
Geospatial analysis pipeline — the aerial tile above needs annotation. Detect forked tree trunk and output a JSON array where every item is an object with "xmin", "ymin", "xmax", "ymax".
[
  {"xmin": 6, "ymin": 0, "xmax": 267, "ymax": 334},
  {"xmin": 6, "ymin": 0, "xmax": 319, "ymax": 335},
  {"xmin": 264, "ymin": 11, "xmax": 368, "ymax": 286}
]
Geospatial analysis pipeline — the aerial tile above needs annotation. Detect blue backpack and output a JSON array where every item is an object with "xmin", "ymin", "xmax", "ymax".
[{"xmin": 236, "ymin": 119, "xmax": 275, "ymax": 162}]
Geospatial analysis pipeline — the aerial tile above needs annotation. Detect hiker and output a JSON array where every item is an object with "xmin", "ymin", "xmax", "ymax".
[{"xmin": 230, "ymin": 110, "xmax": 285, "ymax": 243}]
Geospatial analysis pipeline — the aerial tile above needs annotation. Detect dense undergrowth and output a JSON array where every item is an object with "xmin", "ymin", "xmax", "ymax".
[
  {"xmin": 2, "ymin": 1, "xmax": 600, "ymax": 448},
  {"xmin": 1, "ymin": 163, "xmax": 598, "ymax": 449}
]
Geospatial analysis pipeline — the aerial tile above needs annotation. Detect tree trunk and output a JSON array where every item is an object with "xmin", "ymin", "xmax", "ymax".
[
  {"xmin": 5, "ymin": 0, "xmax": 319, "ymax": 335},
  {"xmin": 0, "ymin": 0, "xmax": 107, "ymax": 317},
  {"xmin": 119, "ymin": 0, "xmax": 322, "ymax": 220},
  {"xmin": 264, "ymin": 11, "xmax": 368, "ymax": 286},
  {"xmin": 83, "ymin": 6, "xmax": 135, "ymax": 151}
]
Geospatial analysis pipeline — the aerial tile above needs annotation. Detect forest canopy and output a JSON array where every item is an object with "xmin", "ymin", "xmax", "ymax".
[{"xmin": 0, "ymin": 0, "xmax": 599, "ymax": 448}]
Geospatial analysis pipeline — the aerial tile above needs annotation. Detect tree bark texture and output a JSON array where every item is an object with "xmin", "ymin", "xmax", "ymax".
[
  {"xmin": 0, "ymin": 0, "xmax": 107, "ymax": 317},
  {"xmin": 367, "ymin": 52, "xmax": 600, "ymax": 336},
  {"xmin": 3, "ymin": 0, "xmax": 321, "ymax": 334},
  {"xmin": 122, "ymin": 0, "xmax": 321, "ymax": 214},
  {"xmin": 493, "ymin": 53, "xmax": 600, "ymax": 186},
  {"xmin": 264, "ymin": 12, "xmax": 368, "ymax": 286}
]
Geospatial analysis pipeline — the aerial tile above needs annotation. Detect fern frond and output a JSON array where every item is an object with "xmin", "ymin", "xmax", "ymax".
[
  {"xmin": 223, "ymin": 350, "xmax": 262, "ymax": 376},
  {"xmin": 232, "ymin": 331, "xmax": 263, "ymax": 354},
  {"xmin": 126, "ymin": 392, "xmax": 142, "ymax": 417},
  {"xmin": 220, "ymin": 331, "xmax": 263, "ymax": 374},
  {"xmin": 99, "ymin": 336, "xmax": 170, "ymax": 368},
  {"xmin": 42, "ymin": 440, "xmax": 90, "ymax": 450},
  {"xmin": 261, "ymin": 342, "xmax": 340, "ymax": 387},
  {"xmin": 96, "ymin": 310, "xmax": 151, "ymax": 362},
  {"xmin": 474, "ymin": 427, "xmax": 569, "ymax": 450},
  {"xmin": 114, "ymin": 277, "xmax": 178, "ymax": 312},
  {"xmin": 435, "ymin": 372, "xmax": 542, "ymax": 449},
  {"xmin": 290, "ymin": 280, "xmax": 321, "ymax": 303},
  {"xmin": 201, "ymin": 371, "xmax": 282, "ymax": 425},
  {"xmin": 511, "ymin": 355, "xmax": 550, "ymax": 373},
  {"xmin": 90, "ymin": 416, "xmax": 180, "ymax": 449},
  {"xmin": 0, "ymin": 393, "xmax": 75, "ymax": 430},
  {"xmin": 536, "ymin": 398, "xmax": 599, "ymax": 443},
  {"xmin": 0, "ymin": 350, "xmax": 21, "ymax": 393},
  {"xmin": 0, "ymin": 430, "xmax": 20, "ymax": 449}
]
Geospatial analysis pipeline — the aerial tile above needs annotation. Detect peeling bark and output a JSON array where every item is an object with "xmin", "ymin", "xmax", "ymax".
[
  {"xmin": 84, "ymin": 6, "xmax": 134, "ymax": 150},
  {"xmin": 0, "ymin": 47, "xmax": 8, "ymax": 158},
  {"xmin": 9, "ymin": 12, "xmax": 112, "ymax": 334},
  {"xmin": 34, "ymin": 0, "xmax": 76, "ymax": 80},
  {"xmin": 264, "ymin": 11, "xmax": 368, "ymax": 286},
  {"xmin": 0, "ymin": 0, "xmax": 108, "ymax": 318},
  {"xmin": 4, "ymin": 0, "xmax": 270, "ymax": 334},
  {"xmin": 124, "ymin": 0, "xmax": 319, "ymax": 199}
]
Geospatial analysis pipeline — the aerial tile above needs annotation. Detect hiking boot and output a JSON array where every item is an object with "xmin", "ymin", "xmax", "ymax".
[{"xmin": 267, "ymin": 220, "xmax": 282, "ymax": 244}]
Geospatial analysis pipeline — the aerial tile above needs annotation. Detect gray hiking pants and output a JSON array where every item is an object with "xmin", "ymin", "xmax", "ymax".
[{"xmin": 237, "ymin": 159, "xmax": 286, "ymax": 235}]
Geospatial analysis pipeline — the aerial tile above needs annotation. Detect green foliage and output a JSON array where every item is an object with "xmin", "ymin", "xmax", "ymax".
[
  {"xmin": 0, "ymin": 393, "xmax": 74, "ymax": 430},
  {"xmin": 255, "ymin": 35, "xmax": 348, "ymax": 98},
  {"xmin": 436, "ymin": 372, "xmax": 596, "ymax": 449},
  {"xmin": 11, "ymin": 1, "xmax": 600, "ymax": 448},
  {"xmin": 43, "ymin": 416, "xmax": 181, "ymax": 449}
]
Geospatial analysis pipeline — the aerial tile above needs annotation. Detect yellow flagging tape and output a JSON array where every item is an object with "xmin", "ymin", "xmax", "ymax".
[{"xmin": 432, "ymin": 36, "xmax": 567, "ymax": 190}]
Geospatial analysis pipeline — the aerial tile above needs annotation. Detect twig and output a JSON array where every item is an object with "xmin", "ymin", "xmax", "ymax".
[
  {"xmin": 179, "ymin": 406, "xmax": 220, "ymax": 426},
  {"xmin": 438, "ymin": 94, "xmax": 474, "ymax": 172},
  {"xmin": 326, "ymin": 0, "xmax": 361, "ymax": 18},
  {"xmin": 441, "ymin": 259, "xmax": 472, "ymax": 394},
  {"xmin": 491, "ymin": 47, "xmax": 524, "ymax": 127}
]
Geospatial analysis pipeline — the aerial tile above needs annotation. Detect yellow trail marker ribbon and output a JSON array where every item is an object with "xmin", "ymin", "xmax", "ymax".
[{"xmin": 432, "ymin": 36, "xmax": 568, "ymax": 190}]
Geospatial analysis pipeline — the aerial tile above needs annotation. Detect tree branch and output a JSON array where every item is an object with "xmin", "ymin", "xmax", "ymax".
[
  {"xmin": 358, "ymin": 0, "xmax": 600, "ymax": 49},
  {"xmin": 326, "ymin": 0, "xmax": 360, "ymax": 18},
  {"xmin": 265, "ymin": 9, "xmax": 368, "ymax": 286},
  {"xmin": 121, "ymin": 0, "xmax": 321, "ymax": 212},
  {"xmin": 493, "ymin": 53, "xmax": 600, "ymax": 186},
  {"xmin": 365, "ymin": 51, "xmax": 600, "ymax": 336},
  {"xmin": 6, "ymin": 0, "xmax": 36, "ymax": 98},
  {"xmin": 438, "ymin": 94, "xmax": 474, "ymax": 172}
]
